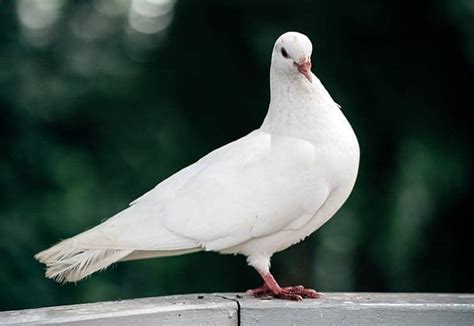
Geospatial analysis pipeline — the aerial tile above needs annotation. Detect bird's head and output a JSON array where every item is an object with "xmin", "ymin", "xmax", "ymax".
[{"xmin": 271, "ymin": 32, "xmax": 313, "ymax": 83}]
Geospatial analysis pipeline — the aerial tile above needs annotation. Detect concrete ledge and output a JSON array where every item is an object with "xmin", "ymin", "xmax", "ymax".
[{"xmin": 1, "ymin": 293, "xmax": 473, "ymax": 325}]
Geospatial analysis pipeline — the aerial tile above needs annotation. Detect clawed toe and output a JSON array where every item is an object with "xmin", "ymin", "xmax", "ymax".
[
  {"xmin": 278, "ymin": 286, "xmax": 319, "ymax": 300},
  {"xmin": 247, "ymin": 284, "xmax": 319, "ymax": 301},
  {"xmin": 247, "ymin": 289, "xmax": 272, "ymax": 298},
  {"xmin": 246, "ymin": 284, "xmax": 269, "ymax": 296}
]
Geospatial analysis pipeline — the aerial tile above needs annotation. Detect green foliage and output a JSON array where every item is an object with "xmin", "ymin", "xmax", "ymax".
[{"xmin": 0, "ymin": 0, "xmax": 472, "ymax": 310}]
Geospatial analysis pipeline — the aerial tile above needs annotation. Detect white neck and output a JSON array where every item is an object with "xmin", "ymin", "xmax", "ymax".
[{"xmin": 261, "ymin": 67, "xmax": 340, "ymax": 143}]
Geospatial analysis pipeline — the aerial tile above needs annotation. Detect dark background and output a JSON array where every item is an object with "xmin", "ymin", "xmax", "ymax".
[{"xmin": 1, "ymin": 0, "xmax": 473, "ymax": 311}]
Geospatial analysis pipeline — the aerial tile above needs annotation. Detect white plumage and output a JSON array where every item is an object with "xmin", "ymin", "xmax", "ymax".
[{"xmin": 36, "ymin": 32, "xmax": 359, "ymax": 299}]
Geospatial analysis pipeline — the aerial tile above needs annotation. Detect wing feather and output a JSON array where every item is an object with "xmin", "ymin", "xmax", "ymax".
[{"xmin": 158, "ymin": 130, "xmax": 330, "ymax": 250}]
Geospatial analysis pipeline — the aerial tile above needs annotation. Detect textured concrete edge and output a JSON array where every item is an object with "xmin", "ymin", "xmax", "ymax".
[{"xmin": 1, "ymin": 293, "xmax": 474, "ymax": 325}]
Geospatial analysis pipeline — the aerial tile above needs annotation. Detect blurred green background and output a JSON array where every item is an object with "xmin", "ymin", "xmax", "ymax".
[{"xmin": 1, "ymin": 0, "xmax": 473, "ymax": 311}]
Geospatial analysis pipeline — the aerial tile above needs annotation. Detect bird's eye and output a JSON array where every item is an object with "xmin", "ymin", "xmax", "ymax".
[{"xmin": 281, "ymin": 47, "xmax": 289, "ymax": 59}]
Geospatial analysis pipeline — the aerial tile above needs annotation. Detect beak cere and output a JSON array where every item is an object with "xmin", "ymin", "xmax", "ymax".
[{"xmin": 297, "ymin": 60, "xmax": 312, "ymax": 82}]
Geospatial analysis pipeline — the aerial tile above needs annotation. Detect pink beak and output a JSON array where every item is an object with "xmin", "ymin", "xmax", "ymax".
[{"xmin": 297, "ymin": 60, "xmax": 312, "ymax": 82}]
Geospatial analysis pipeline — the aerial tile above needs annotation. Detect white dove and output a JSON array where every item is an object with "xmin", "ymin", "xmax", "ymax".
[{"xmin": 36, "ymin": 31, "xmax": 359, "ymax": 300}]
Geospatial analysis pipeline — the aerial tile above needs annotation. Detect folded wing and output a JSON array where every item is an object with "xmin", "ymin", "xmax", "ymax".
[{"xmin": 139, "ymin": 130, "xmax": 330, "ymax": 250}]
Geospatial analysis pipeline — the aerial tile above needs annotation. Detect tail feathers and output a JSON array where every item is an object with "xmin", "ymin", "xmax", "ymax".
[{"xmin": 35, "ymin": 241, "xmax": 132, "ymax": 283}]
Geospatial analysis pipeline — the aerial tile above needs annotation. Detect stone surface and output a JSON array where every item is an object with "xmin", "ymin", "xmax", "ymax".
[{"xmin": 1, "ymin": 293, "xmax": 473, "ymax": 325}]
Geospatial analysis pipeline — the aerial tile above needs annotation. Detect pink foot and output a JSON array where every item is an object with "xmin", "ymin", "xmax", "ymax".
[
  {"xmin": 278, "ymin": 285, "xmax": 319, "ymax": 300},
  {"xmin": 246, "ymin": 283, "xmax": 319, "ymax": 301}
]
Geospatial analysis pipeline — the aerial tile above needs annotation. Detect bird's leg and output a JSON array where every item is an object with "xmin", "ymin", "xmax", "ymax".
[{"xmin": 247, "ymin": 269, "xmax": 319, "ymax": 301}]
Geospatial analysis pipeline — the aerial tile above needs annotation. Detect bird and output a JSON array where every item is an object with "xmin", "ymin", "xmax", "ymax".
[{"xmin": 35, "ymin": 31, "xmax": 360, "ymax": 301}]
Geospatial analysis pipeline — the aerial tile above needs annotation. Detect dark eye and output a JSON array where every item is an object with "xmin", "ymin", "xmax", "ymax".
[{"xmin": 281, "ymin": 47, "xmax": 289, "ymax": 59}]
